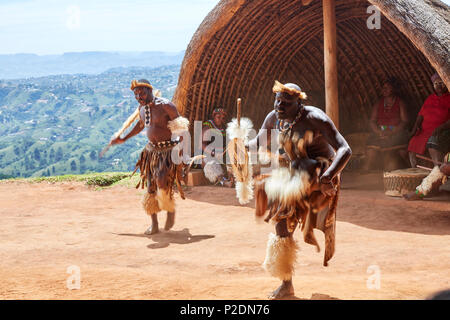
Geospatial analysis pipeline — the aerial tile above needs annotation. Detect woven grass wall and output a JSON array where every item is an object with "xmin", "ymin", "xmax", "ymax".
[{"xmin": 174, "ymin": 0, "xmax": 447, "ymax": 134}]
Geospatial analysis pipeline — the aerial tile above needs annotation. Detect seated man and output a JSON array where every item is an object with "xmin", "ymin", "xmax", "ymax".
[
  {"xmin": 408, "ymin": 73, "xmax": 450, "ymax": 168},
  {"xmin": 201, "ymin": 108, "xmax": 233, "ymax": 187},
  {"xmin": 362, "ymin": 77, "xmax": 409, "ymax": 172}
]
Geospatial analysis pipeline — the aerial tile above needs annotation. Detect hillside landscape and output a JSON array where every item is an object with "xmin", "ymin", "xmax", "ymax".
[
  {"xmin": 0, "ymin": 51, "xmax": 184, "ymax": 79},
  {"xmin": 0, "ymin": 64, "xmax": 180, "ymax": 179}
]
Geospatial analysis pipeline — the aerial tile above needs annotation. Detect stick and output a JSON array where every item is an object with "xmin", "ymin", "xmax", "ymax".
[
  {"xmin": 99, "ymin": 143, "xmax": 112, "ymax": 159},
  {"xmin": 416, "ymin": 154, "xmax": 443, "ymax": 165},
  {"xmin": 237, "ymin": 98, "xmax": 242, "ymax": 127},
  {"xmin": 416, "ymin": 165, "xmax": 432, "ymax": 171}
]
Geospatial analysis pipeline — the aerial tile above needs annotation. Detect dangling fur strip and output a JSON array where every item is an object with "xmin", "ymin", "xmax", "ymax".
[
  {"xmin": 226, "ymin": 117, "xmax": 254, "ymax": 204},
  {"xmin": 235, "ymin": 164, "xmax": 253, "ymax": 204},
  {"xmin": 167, "ymin": 116, "xmax": 190, "ymax": 136},
  {"xmin": 416, "ymin": 166, "xmax": 445, "ymax": 195},
  {"xmin": 203, "ymin": 159, "xmax": 224, "ymax": 183},
  {"xmin": 263, "ymin": 233, "xmax": 298, "ymax": 281},
  {"xmin": 142, "ymin": 193, "xmax": 160, "ymax": 216},
  {"xmin": 264, "ymin": 167, "xmax": 311, "ymax": 205},
  {"xmin": 156, "ymin": 188, "xmax": 175, "ymax": 212}
]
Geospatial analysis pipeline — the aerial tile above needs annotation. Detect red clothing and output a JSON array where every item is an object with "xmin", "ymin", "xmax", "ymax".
[
  {"xmin": 408, "ymin": 93, "xmax": 450, "ymax": 154},
  {"xmin": 377, "ymin": 97, "xmax": 401, "ymax": 126}
]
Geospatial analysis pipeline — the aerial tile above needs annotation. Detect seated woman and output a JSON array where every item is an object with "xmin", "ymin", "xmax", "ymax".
[
  {"xmin": 408, "ymin": 73, "xmax": 450, "ymax": 168},
  {"xmin": 362, "ymin": 78, "xmax": 409, "ymax": 172}
]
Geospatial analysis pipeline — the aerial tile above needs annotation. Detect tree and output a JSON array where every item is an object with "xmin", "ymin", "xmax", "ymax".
[
  {"xmin": 39, "ymin": 158, "xmax": 47, "ymax": 167},
  {"xmin": 33, "ymin": 148, "xmax": 41, "ymax": 161},
  {"xmin": 52, "ymin": 166, "xmax": 55, "ymax": 174},
  {"xmin": 70, "ymin": 160, "xmax": 77, "ymax": 172},
  {"xmin": 49, "ymin": 148, "xmax": 55, "ymax": 160},
  {"xmin": 56, "ymin": 147, "xmax": 63, "ymax": 161},
  {"xmin": 47, "ymin": 169, "xmax": 51, "ymax": 176},
  {"xmin": 24, "ymin": 155, "xmax": 30, "ymax": 170},
  {"xmin": 79, "ymin": 154, "xmax": 86, "ymax": 163},
  {"xmin": 89, "ymin": 150, "xmax": 97, "ymax": 161}
]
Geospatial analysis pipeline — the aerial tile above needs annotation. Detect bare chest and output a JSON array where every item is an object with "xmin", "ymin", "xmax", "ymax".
[{"xmin": 139, "ymin": 104, "xmax": 169, "ymax": 128}]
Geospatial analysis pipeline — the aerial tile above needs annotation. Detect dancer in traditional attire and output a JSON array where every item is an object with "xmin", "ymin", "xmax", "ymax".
[
  {"xmin": 231, "ymin": 81, "xmax": 351, "ymax": 299},
  {"xmin": 110, "ymin": 79, "xmax": 190, "ymax": 235}
]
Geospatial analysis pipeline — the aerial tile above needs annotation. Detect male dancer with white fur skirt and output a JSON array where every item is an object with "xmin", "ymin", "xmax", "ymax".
[{"xmin": 244, "ymin": 81, "xmax": 352, "ymax": 299}]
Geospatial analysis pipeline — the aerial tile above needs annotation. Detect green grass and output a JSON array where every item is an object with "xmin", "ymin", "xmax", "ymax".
[
  {"xmin": 111, "ymin": 173, "xmax": 141, "ymax": 188},
  {"xmin": 2, "ymin": 172, "xmax": 132, "ymax": 187}
]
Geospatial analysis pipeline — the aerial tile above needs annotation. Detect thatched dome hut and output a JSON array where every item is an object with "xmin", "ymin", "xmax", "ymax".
[{"xmin": 173, "ymin": 0, "xmax": 449, "ymax": 134}]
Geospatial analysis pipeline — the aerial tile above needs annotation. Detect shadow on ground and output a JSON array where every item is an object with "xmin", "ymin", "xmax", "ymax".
[
  {"xmin": 276, "ymin": 293, "xmax": 340, "ymax": 300},
  {"xmin": 116, "ymin": 228, "xmax": 215, "ymax": 249}
]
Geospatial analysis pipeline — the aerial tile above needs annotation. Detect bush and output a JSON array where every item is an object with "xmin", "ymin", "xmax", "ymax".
[{"xmin": 85, "ymin": 173, "xmax": 130, "ymax": 186}]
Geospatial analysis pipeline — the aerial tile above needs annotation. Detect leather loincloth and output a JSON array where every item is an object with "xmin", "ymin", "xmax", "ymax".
[{"xmin": 134, "ymin": 140, "xmax": 186, "ymax": 200}]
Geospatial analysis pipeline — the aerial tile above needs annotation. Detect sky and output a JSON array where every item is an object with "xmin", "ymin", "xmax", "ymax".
[
  {"xmin": 0, "ymin": 0, "xmax": 449, "ymax": 55},
  {"xmin": 0, "ymin": 0, "xmax": 219, "ymax": 55}
]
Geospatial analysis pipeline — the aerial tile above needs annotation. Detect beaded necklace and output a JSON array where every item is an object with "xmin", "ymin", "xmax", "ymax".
[
  {"xmin": 278, "ymin": 106, "xmax": 303, "ymax": 135},
  {"xmin": 204, "ymin": 119, "xmax": 226, "ymax": 136},
  {"xmin": 143, "ymin": 97, "xmax": 156, "ymax": 127}
]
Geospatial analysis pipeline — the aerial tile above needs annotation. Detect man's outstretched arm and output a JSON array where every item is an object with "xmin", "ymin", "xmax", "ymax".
[{"xmin": 111, "ymin": 120, "xmax": 144, "ymax": 145}]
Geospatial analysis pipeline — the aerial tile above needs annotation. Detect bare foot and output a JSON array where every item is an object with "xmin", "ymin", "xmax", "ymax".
[
  {"xmin": 164, "ymin": 212, "xmax": 175, "ymax": 231},
  {"xmin": 403, "ymin": 191, "xmax": 423, "ymax": 201},
  {"xmin": 268, "ymin": 280, "xmax": 294, "ymax": 300},
  {"xmin": 144, "ymin": 223, "xmax": 159, "ymax": 235}
]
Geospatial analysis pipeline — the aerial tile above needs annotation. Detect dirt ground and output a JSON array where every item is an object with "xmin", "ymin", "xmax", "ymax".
[{"xmin": 0, "ymin": 173, "xmax": 449, "ymax": 300}]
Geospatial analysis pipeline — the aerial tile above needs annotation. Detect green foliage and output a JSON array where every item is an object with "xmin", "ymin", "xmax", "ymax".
[
  {"xmin": 0, "ymin": 65, "xmax": 180, "ymax": 178},
  {"xmin": 85, "ymin": 173, "xmax": 130, "ymax": 186},
  {"xmin": 70, "ymin": 160, "xmax": 77, "ymax": 171},
  {"xmin": 4, "ymin": 172, "xmax": 131, "ymax": 187}
]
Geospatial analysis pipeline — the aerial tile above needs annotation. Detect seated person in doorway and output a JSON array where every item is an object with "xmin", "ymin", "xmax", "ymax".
[
  {"xmin": 362, "ymin": 77, "xmax": 409, "ymax": 172},
  {"xmin": 201, "ymin": 108, "xmax": 234, "ymax": 187},
  {"xmin": 408, "ymin": 73, "xmax": 450, "ymax": 168}
]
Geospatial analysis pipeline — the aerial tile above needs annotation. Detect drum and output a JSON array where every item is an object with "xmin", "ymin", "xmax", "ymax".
[{"xmin": 383, "ymin": 168, "xmax": 429, "ymax": 197}]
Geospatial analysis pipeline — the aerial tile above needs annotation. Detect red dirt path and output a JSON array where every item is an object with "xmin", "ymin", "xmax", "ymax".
[{"xmin": 0, "ymin": 173, "xmax": 449, "ymax": 300}]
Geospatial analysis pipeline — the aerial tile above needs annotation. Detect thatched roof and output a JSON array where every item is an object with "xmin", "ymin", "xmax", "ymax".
[{"xmin": 173, "ymin": 0, "xmax": 449, "ymax": 133}]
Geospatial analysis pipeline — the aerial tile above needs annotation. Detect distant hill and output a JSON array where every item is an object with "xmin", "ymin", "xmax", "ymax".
[
  {"xmin": 0, "ymin": 65, "xmax": 180, "ymax": 179},
  {"xmin": 0, "ymin": 51, "xmax": 185, "ymax": 79}
]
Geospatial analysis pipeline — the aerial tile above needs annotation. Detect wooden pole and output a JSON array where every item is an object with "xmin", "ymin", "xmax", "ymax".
[
  {"xmin": 237, "ymin": 98, "xmax": 242, "ymax": 126},
  {"xmin": 323, "ymin": 0, "xmax": 339, "ymax": 129}
]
